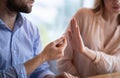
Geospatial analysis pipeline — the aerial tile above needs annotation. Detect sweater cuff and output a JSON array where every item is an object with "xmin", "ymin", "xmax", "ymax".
[{"xmin": 94, "ymin": 51, "xmax": 101, "ymax": 63}]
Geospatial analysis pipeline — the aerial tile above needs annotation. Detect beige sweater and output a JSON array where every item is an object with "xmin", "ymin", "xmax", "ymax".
[{"xmin": 57, "ymin": 8, "xmax": 120, "ymax": 78}]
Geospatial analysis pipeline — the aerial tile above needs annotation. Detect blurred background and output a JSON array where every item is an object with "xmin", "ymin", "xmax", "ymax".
[{"xmin": 24, "ymin": 0, "xmax": 95, "ymax": 74}]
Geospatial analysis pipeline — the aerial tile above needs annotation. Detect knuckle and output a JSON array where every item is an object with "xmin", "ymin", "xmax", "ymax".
[{"xmin": 50, "ymin": 42, "xmax": 54, "ymax": 45}]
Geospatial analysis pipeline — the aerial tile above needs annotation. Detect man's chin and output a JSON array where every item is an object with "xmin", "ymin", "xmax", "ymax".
[{"xmin": 19, "ymin": 8, "xmax": 32, "ymax": 13}]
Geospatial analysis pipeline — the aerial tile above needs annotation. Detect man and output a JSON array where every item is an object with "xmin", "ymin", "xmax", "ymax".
[{"xmin": 0, "ymin": 0, "xmax": 68, "ymax": 78}]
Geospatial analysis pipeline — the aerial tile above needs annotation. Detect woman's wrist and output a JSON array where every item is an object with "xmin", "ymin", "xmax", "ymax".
[{"xmin": 83, "ymin": 47, "xmax": 97, "ymax": 61}]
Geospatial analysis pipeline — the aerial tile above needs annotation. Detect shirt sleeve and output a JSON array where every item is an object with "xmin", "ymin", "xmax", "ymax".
[
  {"xmin": 94, "ymin": 49, "xmax": 120, "ymax": 74},
  {"xmin": 30, "ymin": 62, "xmax": 55, "ymax": 78},
  {"xmin": 0, "ymin": 64, "xmax": 27, "ymax": 78}
]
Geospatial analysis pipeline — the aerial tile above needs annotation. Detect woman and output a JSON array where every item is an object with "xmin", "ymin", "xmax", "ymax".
[{"xmin": 58, "ymin": 0, "xmax": 120, "ymax": 78}]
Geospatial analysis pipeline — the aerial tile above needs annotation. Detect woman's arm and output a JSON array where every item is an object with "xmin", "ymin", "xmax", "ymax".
[
  {"xmin": 69, "ymin": 18, "xmax": 120, "ymax": 74},
  {"xmin": 57, "ymin": 26, "xmax": 78, "ymax": 76}
]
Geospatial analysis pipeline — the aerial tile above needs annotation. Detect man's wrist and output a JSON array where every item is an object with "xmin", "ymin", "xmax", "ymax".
[{"xmin": 38, "ymin": 51, "xmax": 48, "ymax": 63}]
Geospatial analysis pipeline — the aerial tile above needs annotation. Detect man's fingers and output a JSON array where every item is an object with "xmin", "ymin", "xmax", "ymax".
[
  {"xmin": 55, "ymin": 37, "xmax": 67, "ymax": 48},
  {"xmin": 51, "ymin": 37, "xmax": 64, "ymax": 47},
  {"xmin": 58, "ymin": 37, "xmax": 67, "ymax": 49},
  {"xmin": 56, "ymin": 39, "xmax": 64, "ymax": 47},
  {"xmin": 55, "ymin": 37, "xmax": 64, "ymax": 43}
]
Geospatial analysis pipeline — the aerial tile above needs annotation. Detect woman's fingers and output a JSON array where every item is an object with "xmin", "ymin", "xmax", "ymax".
[
  {"xmin": 70, "ymin": 18, "xmax": 78, "ymax": 33},
  {"xmin": 68, "ymin": 18, "xmax": 86, "ymax": 53}
]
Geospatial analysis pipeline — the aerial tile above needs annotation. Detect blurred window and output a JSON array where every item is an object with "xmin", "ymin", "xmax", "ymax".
[{"xmin": 25, "ymin": 0, "xmax": 94, "ymax": 46}]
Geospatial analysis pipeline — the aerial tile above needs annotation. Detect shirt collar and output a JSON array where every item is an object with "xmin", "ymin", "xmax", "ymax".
[
  {"xmin": 0, "ymin": 19, "xmax": 8, "ymax": 29},
  {"xmin": 14, "ymin": 13, "xmax": 24, "ymax": 28},
  {"xmin": 0, "ymin": 13, "xmax": 24, "ymax": 30},
  {"xmin": 0, "ymin": 19, "xmax": 5, "ymax": 24}
]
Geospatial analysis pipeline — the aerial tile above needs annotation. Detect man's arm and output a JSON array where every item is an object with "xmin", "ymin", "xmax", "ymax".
[
  {"xmin": 30, "ymin": 62, "xmax": 55, "ymax": 78},
  {"xmin": 24, "ymin": 36, "xmax": 67, "ymax": 77},
  {"xmin": 0, "ymin": 51, "xmax": 52, "ymax": 78},
  {"xmin": 0, "ymin": 36, "xmax": 67, "ymax": 78}
]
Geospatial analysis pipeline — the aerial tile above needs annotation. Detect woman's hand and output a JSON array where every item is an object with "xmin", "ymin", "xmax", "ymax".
[
  {"xmin": 45, "ymin": 74, "xmax": 55, "ymax": 78},
  {"xmin": 44, "ymin": 72, "xmax": 79, "ymax": 78},
  {"xmin": 55, "ymin": 72, "xmax": 78, "ymax": 78},
  {"xmin": 68, "ymin": 18, "xmax": 86, "ymax": 54},
  {"xmin": 41, "ymin": 36, "xmax": 67, "ymax": 61}
]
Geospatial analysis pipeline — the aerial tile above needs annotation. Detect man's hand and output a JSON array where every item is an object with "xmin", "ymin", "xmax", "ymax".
[
  {"xmin": 41, "ymin": 36, "xmax": 67, "ymax": 61},
  {"xmin": 55, "ymin": 72, "xmax": 78, "ymax": 78}
]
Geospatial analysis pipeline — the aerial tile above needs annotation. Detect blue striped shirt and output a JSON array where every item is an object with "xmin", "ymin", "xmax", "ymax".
[{"xmin": 0, "ymin": 13, "xmax": 54, "ymax": 78}]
